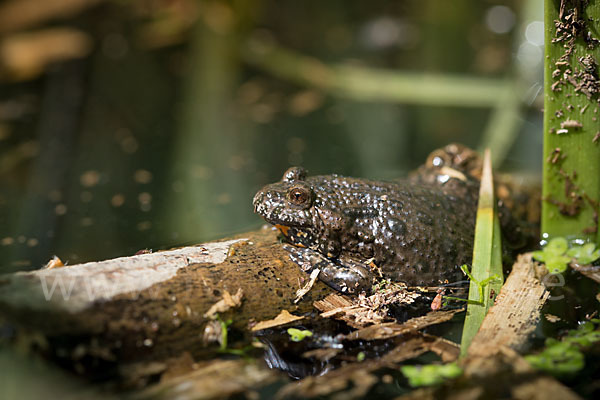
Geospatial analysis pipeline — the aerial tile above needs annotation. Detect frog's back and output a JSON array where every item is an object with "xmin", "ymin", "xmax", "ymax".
[{"xmin": 308, "ymin": 174, "xmax": 477, "ymax": 286}]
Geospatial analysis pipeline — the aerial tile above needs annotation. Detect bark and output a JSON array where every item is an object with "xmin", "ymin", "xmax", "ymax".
[{"xmin": 0, "ymin": 227, "xmax": 333, "ymax": 374}]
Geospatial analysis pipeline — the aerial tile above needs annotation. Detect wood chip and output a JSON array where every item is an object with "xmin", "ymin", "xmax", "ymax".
[
  {"xmin": 294, "ymin": 268, "xmax": 320, "ymax": 303},
  {"xmin": 44, "ymin": 255, "xmax": 64, "ymax": 269},
  {"xmin": 250, "ymin": 309, "xmax": 304, "ymax": 332},
  {"xmin": 203, "ymin": 288, "xmax": 244, "ymax": 318},
  {"xmin": 344, "ymin": 308, "xmax": 464, "ymax": 341},
  {"xmin": 380, "ymin": 333, "xmax": 459, "ymax": 364}
]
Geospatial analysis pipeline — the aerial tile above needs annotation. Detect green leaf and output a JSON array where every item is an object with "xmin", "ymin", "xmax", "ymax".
[
  {"xmin": 525, "ymin": 345, "xmax": 585, "ymax": 376},
  {"xmin": 546, "ymin": 255, "xmax": 571, "ymax": 273},
  {"xmin": 287, "ymin": 328, "xmax": 313, "ymax": 342},
  {"xmin": 526, "ymin": 320, "xmax": 600, "ymax": 376},
  {"xmin": 460, "ymin": 149, "xmax": 504, "ymax": 357},
  {"xmin": 566, "ymin": 243, "xmax": 600, "ymax": 265},
  {"xmin": 401, "ymin": 363, "xmax": 463, "ymax": 387},
  {"xmin": 531, "ymin": 250, "xmax": 547, "ymax": 262},
  {"xmin": 545, "ymin": 237, "xmax": 569, "ymax": 255},
  {"xmin": 532, "ymin": 237, "xmax": 573, "ymax": 273}
]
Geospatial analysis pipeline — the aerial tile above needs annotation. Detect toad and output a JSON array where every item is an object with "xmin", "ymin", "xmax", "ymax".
[{"xmin": 253, "ymin": 159, "xmax": 485, "ymax": 294}]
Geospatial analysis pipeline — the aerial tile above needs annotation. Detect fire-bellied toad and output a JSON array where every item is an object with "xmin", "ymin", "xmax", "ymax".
[{"xmin": 253, "ymin": 162, "xmax": 483, "ymax": 294}]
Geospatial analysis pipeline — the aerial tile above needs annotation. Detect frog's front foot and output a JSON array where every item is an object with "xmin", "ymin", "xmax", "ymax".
[{"xmin": 283, "ymin": 244, "xmax": 374, "ymax": 294}]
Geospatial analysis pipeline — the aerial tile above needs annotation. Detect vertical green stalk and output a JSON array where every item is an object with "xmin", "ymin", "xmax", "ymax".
[
  {"xmin": 543, "ymin": 0, "xmax": 600, "ymax": 244},
  {"xmin": 460, "ymin": 150, "xmax": 504, "ymax": 357}
]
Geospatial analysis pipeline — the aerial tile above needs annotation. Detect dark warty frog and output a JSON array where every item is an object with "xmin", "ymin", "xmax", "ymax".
[{"xmin": 253, "ymin": 166, "xmax": 480, "ymax": 294}]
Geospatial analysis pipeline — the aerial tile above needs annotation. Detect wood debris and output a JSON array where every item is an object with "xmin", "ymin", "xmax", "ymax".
[
  {"xmin": 314, "ymin": 283, "xmax": 421, "ymax": 328},
  {"xmin": 202, "ymin": 320, "xmax": 224, "ymax": 347},
  {"xmin": 545, "ymin": 313, "xmax": 562, "ymax": 323},
  {"xmin": 203, "ymin": 288, "xmax": 244, "ymax": 319},
  {"xmin": 294, "ymin": 268, "xmax": 320, "ymax": 303},
  {"xmin": 139, "ymin": 359, "xmax": 277, "ymax": 400},
  {"xmin": 43, "ymin": 255, "xmax": 64, "ymax": 269},
  {"xmin": 380, "ymin": 333, "xmax": 460, "ymax": 364},
  {"xmin": 277, "ymin": 332, "xmax": 459, "ymax": 400},
  {"xmin": 344, "ymin": 308, "xmax": 464, "ymax": 341},
  {"xmin": 250, "ymin": 309, "xmax": 304, "ymax": 332},
  {"xmin": 275, "ymin": 361, "xmax": 378, "ymax": 400},
  {"xmin": 560, "ymin": 119, "xmax": 583, "ymax": 130},
  {"xmin": 570, "ymin": 262, "xmax": 600, "ymax": 283}
]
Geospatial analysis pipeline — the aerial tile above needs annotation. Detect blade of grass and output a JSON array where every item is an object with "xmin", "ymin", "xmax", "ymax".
[{"xmin": 460, "ymin": 149, "xmax": 504, "ymax": 357}]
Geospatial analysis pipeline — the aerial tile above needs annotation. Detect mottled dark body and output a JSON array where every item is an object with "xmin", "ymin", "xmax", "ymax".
[{"xmin": 253, "ymin": 166, "xmax": 479, "ymax": 293}]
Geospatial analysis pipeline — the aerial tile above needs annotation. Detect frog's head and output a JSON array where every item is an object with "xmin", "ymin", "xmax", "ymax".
[{"xmin": 253, "ymin": 167, "xmax": 320, "ymax": 248}]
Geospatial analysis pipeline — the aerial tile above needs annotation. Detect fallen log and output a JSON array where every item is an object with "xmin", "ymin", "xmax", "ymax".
[{"xmin": 0, "ymin": 226, "xmax": 333, "ymax": 376}]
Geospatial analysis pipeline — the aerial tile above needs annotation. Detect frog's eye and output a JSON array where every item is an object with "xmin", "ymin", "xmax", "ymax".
[{"xmin": 287, "ymin": 186, "xmax": 311, "ymax": 206}]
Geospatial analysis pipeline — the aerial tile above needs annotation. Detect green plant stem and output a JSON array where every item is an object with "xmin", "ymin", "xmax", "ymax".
[
  {"xmin": 242, "ymin": 36, "xmax": 511, "ymax": 108},
  {"xmin": 542, "ymin": 0, "xmax": 600, "ymax": 243}
]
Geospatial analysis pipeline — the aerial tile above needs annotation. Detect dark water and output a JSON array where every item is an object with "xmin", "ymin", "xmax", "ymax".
[{"xmin": 0, "ymin": 0, "xmax": 542, "ymax": 275}]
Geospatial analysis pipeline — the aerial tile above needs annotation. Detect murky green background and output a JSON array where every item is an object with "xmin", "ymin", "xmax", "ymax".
[{"xmin": 0, "ymin": 0, "xmax": 543, "ymax": 274}]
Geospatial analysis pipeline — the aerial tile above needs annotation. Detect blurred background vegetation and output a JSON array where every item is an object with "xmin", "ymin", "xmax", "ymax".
[{"xmin": 0, "ymin": 0, "xmax": 544, "ymax": 274}]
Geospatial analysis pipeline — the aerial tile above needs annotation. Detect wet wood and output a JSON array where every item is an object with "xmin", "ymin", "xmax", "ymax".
[
  {"xmin": 467, "ymin": 253, "xmax": 550, "ymax": 357},
  {"xmin": 571, "ymin": 262, "xmax": 600, "ymax": 283},
  {"xmin": 251, "ymin": 309, "xmax": 305, "ymax": 332},
  {"xmin": 343, "ymin": 308, "xmax": 464, "ymax": 341},
  {"xmin": 136, "ymin": 359, "xmax": 278, "ymax": 400},
  {"xmin": 275, "ymin": 332, "xmax": 457, "ymax": 400},
  {"xmin": 0, "ymin": 227, "xmax": 333, "ymax": 373}
]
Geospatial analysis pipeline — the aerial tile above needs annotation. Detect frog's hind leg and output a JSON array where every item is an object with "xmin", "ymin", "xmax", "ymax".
[{"xmin": 283, "ymin": 245, "xmax": 373, "ymax": 294}]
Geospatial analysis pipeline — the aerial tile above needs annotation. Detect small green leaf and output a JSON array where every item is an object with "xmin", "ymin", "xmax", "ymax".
[
  {"xmin": 357, "ymin": 351, "xmax": 366, "ymax": 362},
  {"xmin": 525, "ymin": 346, "xmax": 585, "ymax": 376},
  {"xmin": 526, "ymin": 320, "xmax": 600, "ymax": 376},
  {"xmin": 545, "ymin": 237, "xmax": 569, "ymax": 255},
  {"xmin": 533, "ymin": 237, "xmax": 572, "ymax": 273},
  {"xmin": 401, "ymin": 363, "xmax": 463, "ymax": 387},
  {"xmin": 532, "ymin": 250, "xmax": 547, "ymax": 262},
  {"xmin": 546, "ymin": 255, "xmax": 571, "ymax": 273},
  {"xmin": 566, "ymin": 243, "xmax": 600, "ymax": 265},
  {"xmin": 287, "ymin": 328, "xmax": 313, "ymax": 342}
]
